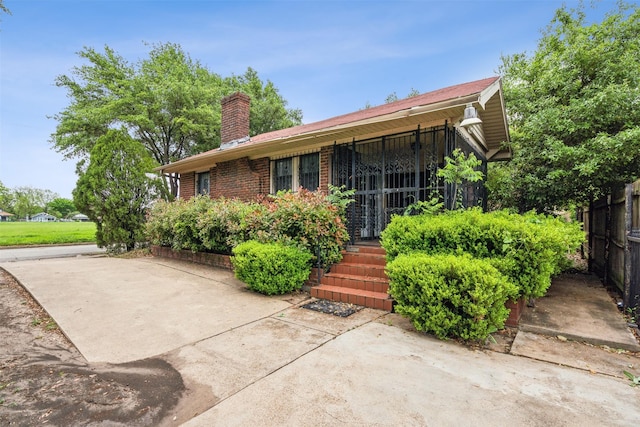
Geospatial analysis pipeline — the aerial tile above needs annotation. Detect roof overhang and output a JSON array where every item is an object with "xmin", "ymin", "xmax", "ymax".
[{"xmin": 160, "ymin": 77, "xmax": 511, "ymax": 174}]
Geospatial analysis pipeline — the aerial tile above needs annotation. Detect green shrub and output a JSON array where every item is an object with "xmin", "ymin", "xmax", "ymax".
[
  {"xmin": 381, "ymin": 208, "xmax": 584, "ymax": 299},
  {"xmin": 231, "ymin": 240, "xmax": 312, "ymax": 295},
  {"xmin": 146, "ymin": 196, "xmax": 210, "ymax": 252},
  {"xmin": 386, "ymin": 253, "xmax": 517, "ymax": 340},
  {"xmin": 146, "ymin": 191, "xmax": 350, "ymax": 268},
  {"xmin": 197, "ymin": 198, "xmax": 266, "ymax": 254}
]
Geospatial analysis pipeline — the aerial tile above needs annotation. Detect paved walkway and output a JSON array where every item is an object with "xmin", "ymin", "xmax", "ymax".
[
  {"xmin": 519, "ymin": 273, "xmax": 640, "ymax": 351},
  {"xmin": 2, "ymin": 256, "xmax": 639, "ymax": 426},
  {"xmin": 0, "ymin": 244, "xmax": 105, "ymax": 262}
]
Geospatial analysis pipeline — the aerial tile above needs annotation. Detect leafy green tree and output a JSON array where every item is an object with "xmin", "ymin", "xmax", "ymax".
[
  {"xmin": 0, "ymin": 180, "xmax": 13, "ymax": 211},
  {"xmin": 385, "ymin": 92, "xmax": 399, "ymax": 103},
  {"xmin": 226, "ymin": 67, "xmax": 303, "ymax": 137},
  {"xmin": 438, "ymin": 148, "xmax": 484, "ymax": 209},
  {"xmin": 496, "ymin": 2, "xmax": 640, "ymax": 212},
  {"xmin": 0, "ymin": 0, "xmax": 10, "ymax": 23},
  {"xmin": 52, "ymin": 43, "xmax": 302, "ymax": 197},
  {"xmin": 73, "ymin": 129, "xmax": 165, "ymax": 252},
  {"xmin": 11, "ymin": 187, "xmax": 59, "ymax": 219},
  {"xmin": 47, "ymin": 198, "xmax": 76, "ymax": 218},
  {"xmin": 384, "ymin": 88, "xmax": 420, "ymax": 104}
]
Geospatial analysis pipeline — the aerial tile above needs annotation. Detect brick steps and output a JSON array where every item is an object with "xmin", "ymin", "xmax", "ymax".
[
  {"xmin": 310, "ymin": 244, "xmax": 393, "ymax": 312},
  {"xmin": 312, "ymin": 285, "xmax": 393, "ymax": 311},
  {"xmin": 319, "ymin": 272, "xmax": 389, "ymax": 293},
  {"xmin": 331, "ymin": 263, "xmax": 387, "ymax": 279}
]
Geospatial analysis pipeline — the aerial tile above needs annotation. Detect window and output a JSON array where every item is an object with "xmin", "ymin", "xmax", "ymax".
[
  {"xmin": 299, "ymin": 153, "xmax": 319, "ymax": 190},
  {"xmin": 271, "ymin": 153, "xmax": 320, "ymax": 193},
  {"xmin": 273, "ymin": 158, "xmax": 293, "ymax": 192},
  {"xmin": 197, "ymin": 172, "xmax": 210, "ymax": 195}
]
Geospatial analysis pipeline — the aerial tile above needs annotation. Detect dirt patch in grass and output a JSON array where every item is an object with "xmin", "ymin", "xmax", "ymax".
[{"xmin": 0, "ymin": 269, "xmax": 184, "ymax": 426}]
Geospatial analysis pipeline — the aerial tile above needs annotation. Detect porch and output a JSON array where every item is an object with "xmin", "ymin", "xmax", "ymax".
[{"xmin": 333, "ymin": 124, "xmax": 486, "ymax": 243}]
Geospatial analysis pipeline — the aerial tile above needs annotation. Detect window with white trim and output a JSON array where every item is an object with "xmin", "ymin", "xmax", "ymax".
[{"xmin": 271, "ymin": 153, "xmax": 319, "ymax": 193}]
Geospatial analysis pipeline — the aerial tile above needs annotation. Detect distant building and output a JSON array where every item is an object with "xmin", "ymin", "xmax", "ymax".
[
  {"xmin": 0, "ymin": 210, "xmax": 14, "ymax": 222},
  {"xmin": 72, "ymin": 213, "xmax": 90, "ymax": 222},
  {"xmin": 30, "ymin": 212, "xmax": 57, "ymax": 222}
]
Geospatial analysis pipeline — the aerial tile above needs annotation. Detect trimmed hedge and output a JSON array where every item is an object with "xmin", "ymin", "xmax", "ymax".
[
  {"xmin": 386, "ymin": 253, "xmax": 517, "ymax": 340},
  {"xmin": 231, "ymin": 240, "xmax": 312, "ymax": 295},
  {"xmin": 381, "ymin": 208, "xmax": 584, "ymax": 299}
]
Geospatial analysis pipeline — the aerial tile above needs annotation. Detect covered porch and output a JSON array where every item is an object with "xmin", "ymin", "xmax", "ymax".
[{"xmin": 333, "ymin": 123, "xmax": 486, "ymax": 242}]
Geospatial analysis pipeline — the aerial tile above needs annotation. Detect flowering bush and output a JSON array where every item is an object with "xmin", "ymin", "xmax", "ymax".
[
  {"xmin": 146, "ymin": 190, "xmax": 350, "ymax": 266},
  {"xmin": 259, "ymin": 189, "xmax": 349, "ymax": 267}
]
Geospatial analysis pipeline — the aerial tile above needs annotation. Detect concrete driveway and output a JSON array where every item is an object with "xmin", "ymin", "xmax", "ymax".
[
  {"xmin": 0, "ymin": 244, "xmax": 105, "ymax": 262},
  {"xmin": 2, "ymin": 256, "xmax": 640, "ymax": 426}
]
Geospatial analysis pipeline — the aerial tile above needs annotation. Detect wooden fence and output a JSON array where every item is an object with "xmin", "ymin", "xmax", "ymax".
[{"xmin": 581, "ymin": 179, "xmax": 640, "ymax": 310}]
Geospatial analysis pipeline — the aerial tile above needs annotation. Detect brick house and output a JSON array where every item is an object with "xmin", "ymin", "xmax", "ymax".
[{"xmin": 160, "ymin": 77, "xmax": 510, "ymax": 243}]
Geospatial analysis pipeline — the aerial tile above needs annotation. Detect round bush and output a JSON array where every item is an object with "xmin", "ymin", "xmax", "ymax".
[
  {"xmin": 231, "ymin": 240, "xmax": 312, "ymax": 295},
  {"xmin": 386, "ymin": 253, "xmax": 518, "ymax": 341}
]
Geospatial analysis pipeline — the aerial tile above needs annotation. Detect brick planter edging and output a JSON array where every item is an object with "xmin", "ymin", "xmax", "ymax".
[
  {"xmin": 152, "ymin": 245, "xmax": 322, "ymax": 292},
  {"xmin": 151, "ymin": 245, "xmax": 233, "ymax": 271},
  {"xmin": 505, "ymin": 298, "xmax": 525, "ymax": 327}
]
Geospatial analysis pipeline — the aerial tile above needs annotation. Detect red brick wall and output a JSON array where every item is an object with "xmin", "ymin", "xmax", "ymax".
[
  {"xmin": 221, "ymin": 92, "xmax": 250, "ymax": 144},
  {"xmin": 319, "ymin": 146, "xmax": 332, "ymax": 195},
  {"xmin": 180, "ymin": 148, "xmax": 329, "ymax": 201},
  {"xmin": 211, "ymin": 157, "xmax": 269, "ymax": 201},
  {"xmin": 180, "ymin": 172, "xmax": 195, "ymax": 200}
]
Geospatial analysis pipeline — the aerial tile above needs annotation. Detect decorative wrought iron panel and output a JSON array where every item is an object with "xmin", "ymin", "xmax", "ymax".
[{"xmin": 333, "ymin": 125, "xmax": 486, "ymax": 242}]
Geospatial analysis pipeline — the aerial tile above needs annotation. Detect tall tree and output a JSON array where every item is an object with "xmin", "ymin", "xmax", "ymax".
[
  {"xmin": 47, "ymin": 198, "xmax": 76, "ymax": 218},
  {"xmin": 0, "ymin": 0, "xmax": 10, "ymax": 21},
  {"xmin": 226, "ymin": 67, "xmax": 302, "ymax": 137},
  {"xmin": 0, "ymin": 180, "xmax": 12, "ymax": 211},
  {"xmin": 495, "ymin": 2, "xmax": 640, "ymax": 212},
  {"xmin": 73, "ymin": 129, "xmax": 165, "ymax": 252},
  {"xmin": 52, "ymin": 43, "xmax": 302, "ymax": 197},
  {"xmin": 11, "ymin": 187, "xmax": 59, "ymax": 219}
]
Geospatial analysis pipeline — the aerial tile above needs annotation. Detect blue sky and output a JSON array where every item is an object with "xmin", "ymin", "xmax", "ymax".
[{"xmin": 0, "ymin": 0, "xmax": 614, "ymax": 199}]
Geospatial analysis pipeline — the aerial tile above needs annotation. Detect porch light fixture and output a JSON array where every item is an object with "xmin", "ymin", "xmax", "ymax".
[{"xmin": 459, "ymin": 103, "xmax": 482, "ymax": 128}]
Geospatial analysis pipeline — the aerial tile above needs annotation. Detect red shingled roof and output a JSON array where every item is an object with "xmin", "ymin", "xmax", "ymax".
[
  {"xmin": 160, "ymin": 76, "xmax": 508, "ymax": 173},
  {"xmin": 249, "ymin": 76, "xmax": 499, "ymax": 144}
]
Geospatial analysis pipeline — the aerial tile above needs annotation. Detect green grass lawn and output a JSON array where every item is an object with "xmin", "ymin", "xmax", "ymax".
[{"xmin": 0, "ymin": 222, "xmax": 97, "ymax": 246}]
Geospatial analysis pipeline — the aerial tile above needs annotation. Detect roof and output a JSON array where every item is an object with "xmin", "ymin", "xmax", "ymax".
[
  {"xmin": 31, "ymin": 212, "xmax": 56, "ymax": 218},
  {"xmin": 161, "ymin": 77, "xmax": 510, "ymax": 174},
  {"xmin": 0, "ymin": 210, "xmax": 14, "ymax": 217}
]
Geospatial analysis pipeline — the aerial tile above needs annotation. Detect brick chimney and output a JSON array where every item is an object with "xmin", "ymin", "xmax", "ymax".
[{"xmin": 220, "ymin": 92, "xmax": 250, "ymax": 149}]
